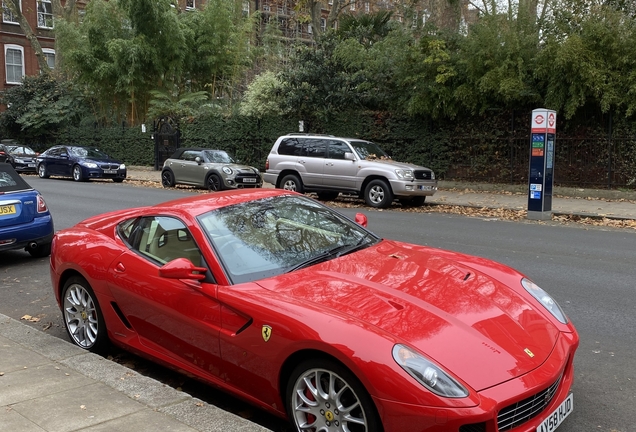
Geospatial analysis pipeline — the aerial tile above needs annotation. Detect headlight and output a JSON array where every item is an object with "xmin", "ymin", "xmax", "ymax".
[
  {"xmin": 431, "ymin": 171, "xmax": 435, "ymax": 180},
  {"xmin": 222, "ymin": 166, "xmax": 233, "ymax": 175},
  {"xmin": 119, "ymin": 164, "xmax": 126, "ymax": 169},
  {"xmin": 395, "ymin": 169, "xmax": 414, "ymax": 180},
  {"xmin": 84, "ymin": 162, "xmax": 98, "ymax": 168},
  {"xmin": 392, "ymin": 344, "xmax": 468, "ymax": 398},
  {"xmin": 521, "ymin": 278, "xmax": 568, "ymax": 324}
]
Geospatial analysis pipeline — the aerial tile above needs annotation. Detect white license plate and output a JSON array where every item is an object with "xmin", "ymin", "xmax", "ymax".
[
  {"xmin": 243, "ymin": 178, "xmax": 257, "ymax": 183},
  {"xmin": 418, "ymin": 185, "xmax": 432, "ymax": 190},
  {"xmin": 28, "ymin": 163, "xmax": 36, "ymax": 167},
  {"xmin": 536, "ymin": 393, "xmax": 573, "ymax": 432},
  {"xmin": 103, "ymin": 169, "xmax": 117, "ymax": 174}
]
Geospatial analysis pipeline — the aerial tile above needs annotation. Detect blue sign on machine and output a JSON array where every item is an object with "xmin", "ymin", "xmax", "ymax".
[{"xmin": 528, "ymin": 109, "xmax": 556, "ymax": 220}]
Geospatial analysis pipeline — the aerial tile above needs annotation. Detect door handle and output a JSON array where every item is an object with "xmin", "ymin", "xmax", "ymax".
[{"xmin": 114, "ymin": 262, "xmax": 126, "ymax": 273}]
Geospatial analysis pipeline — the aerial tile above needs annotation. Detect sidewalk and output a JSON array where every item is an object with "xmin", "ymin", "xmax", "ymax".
[
  {"xmin": 126, "ymin": 167, "xmax": 636, "ymax": 221},
  {"xmin": 0, "ymin": 313, "xmax": 271, "ymax": 432}
]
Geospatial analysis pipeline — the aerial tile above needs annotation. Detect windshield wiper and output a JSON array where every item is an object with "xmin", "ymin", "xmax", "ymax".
[{"xmin": 286, "ymin": 234, "xmax": 374, "ymax": 273}]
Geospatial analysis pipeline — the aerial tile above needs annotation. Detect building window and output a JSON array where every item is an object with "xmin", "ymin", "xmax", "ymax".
[
  {"xmin": 350, "ymin": 1, "xmax": 355, "ymax": 11},
  {"xmin": 242, "ymin": 0, "xmax": 249, "ymax": 15},
  {"xmin": 320, "ymin": 18, "xmax": 326, "ymax": 32},
  {"xmin": 186, "ymin": 0, "xmax": 195, "ymax": 9},
  {"xmin": 5, "ymin": 44, "xmax": 24, "ymax": 84},
  {"xmin": 37, "ymin": 0, "xmax": 53, "ymax": 28},
  {"xmin": 42, "ymin": 48, "xmax": 55, "ymax": 69},
  {"xmin": 2, "ymin": 0, "xmax": 20, "ymax": 24},
  {"xmin": 308, "ymin": 24, "xmax": 312, "ymax": 34},
  {"xmin": 365, "ymin": 2, "xmax": 369, "ymax": 12}
]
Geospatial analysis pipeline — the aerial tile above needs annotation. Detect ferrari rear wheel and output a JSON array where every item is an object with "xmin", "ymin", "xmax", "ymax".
[
  {"xmin": 62, "ymin": 276, "xmax": 108, "ymax": 353},
  {"xmin": 287, "ymin": 358, "xmax": 382, "ymax": 432}
]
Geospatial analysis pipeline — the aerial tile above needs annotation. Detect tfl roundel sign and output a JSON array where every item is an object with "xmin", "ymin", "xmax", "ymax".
[{"xmin": 531, "ymin": 109, "xmax": 556, "ymax": 133}]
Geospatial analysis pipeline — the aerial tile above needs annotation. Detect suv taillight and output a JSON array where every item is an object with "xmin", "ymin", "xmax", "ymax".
[
  {"xmin": 265, "ymin": 159, "xmax": 269, "ymax": 170},
  {"xmin": 37, "ymin": 194, "xmax": 48, "ymax": 213}
]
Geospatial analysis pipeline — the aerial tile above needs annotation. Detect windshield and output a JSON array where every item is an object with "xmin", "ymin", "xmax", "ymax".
[
  {"xmin": 204, "ymin": 150, "xmax": 235, "ymax": 164},
  {"xmin": 198, "ymin": 195, "xmax": 377, "ymax": 284},
  {"xmin": 349, "ymin": 140, "xmax": 391, "ymax": 160},
  {"xmin": 7, "ymin": 146, "xmax": 36, "ymax": 155},
  {"xmin": 70, "ymin": 147, "xmax": 110, "ymax": 159}
]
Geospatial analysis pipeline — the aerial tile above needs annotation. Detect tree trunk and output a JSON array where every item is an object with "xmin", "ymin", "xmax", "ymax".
[{"xmin": 5, "ymin": 0, "xmax": 50, "ymax": 73}]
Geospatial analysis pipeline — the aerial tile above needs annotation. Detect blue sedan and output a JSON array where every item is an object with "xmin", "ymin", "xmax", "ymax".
[
  {"xmin": 0, "ymin": 163, "xmax": 54, "ymax": 257},
  {"xmin": 37, "ymin": 145, "xmax": 127, "ymax": 182}
]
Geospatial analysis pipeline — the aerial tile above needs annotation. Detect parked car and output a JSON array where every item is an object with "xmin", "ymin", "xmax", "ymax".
[
  {"xmin": 3, "ymin": 144, "xmax": 39, "ymax": 173},
  {"xmin": 37, "ymin": 145, "xmax": 127, "ymax": 182},
  {"xmin": 161, "ymin": 147, "xmax": 262, "ymax": 191},
  {"xmin": 0, "ymin": 144, "xmax": 11, "ymax": 164},
  {"xmin": 51, "ymin": 189, "xmax": 578, "ymax": 432},
  {"xmin": 0, "ymin": 163, "xmax": 54, "ymax": 257},
  {"xmin": 264, "ymin": 134, "xmax": 438, "ymax": 208}
]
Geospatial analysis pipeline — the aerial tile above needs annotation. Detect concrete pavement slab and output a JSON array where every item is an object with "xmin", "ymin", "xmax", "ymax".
[{"xmin": 80, "ymin": 409, "xmax": 199, "ymax": 432}]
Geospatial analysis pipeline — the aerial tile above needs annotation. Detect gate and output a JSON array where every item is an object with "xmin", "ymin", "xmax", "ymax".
[{"xmin": 153, "ymin": 116, "xmax": 180, "ymax": 170}]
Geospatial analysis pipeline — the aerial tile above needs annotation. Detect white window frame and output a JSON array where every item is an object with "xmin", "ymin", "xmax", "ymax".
[
  {"xmin": 350, "ymin": 1, "xmax": 355, "ymax": 11},
  {"xmin": 42, "ymin": 48, "xmax": 55, "ymax": 69},
  {"xmin": 308, "ymin": 24, "xmax": 312, "ymax": 34},
  {"xmin": 2, "ymin": 0, "xmax": 21, "ymax": 24},
  {"xmin": 185, "ymin": 0, "xmax": 195, "ymax": 10},
  {"xmin": 320, "ymin": 18, "xmax": 326, "ymax": 32},
  {"xmin": 5, "ymin": 44, "xmax": 24, "ymax": 84},
  {"xmin": 37, "ymin": 0, "xmax": 53, "ymax": 29},
  {"xmin": 365, "ymin": 2, "xmax": 369, "ymax": 12},
  {"xmin": 242, "ymin": 0, "xmax": 249, "ymax": 15}
]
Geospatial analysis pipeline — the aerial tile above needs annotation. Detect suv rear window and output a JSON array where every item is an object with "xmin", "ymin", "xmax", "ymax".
[{"xmin": 278, "ymin": 138, "xmax": 304, "ymax": 156}]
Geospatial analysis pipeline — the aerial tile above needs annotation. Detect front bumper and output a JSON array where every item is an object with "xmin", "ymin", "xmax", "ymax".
[
  {"xmin": 389, "ymin": 179, "xmax": 438, "ymax": 197},
  {"xmin": 374, "ymin": 331, "xmax": 578, "ymax": 432},
  {"xmin": 84, "ymin": 167, "xmax": 127, "ymax": 180}
]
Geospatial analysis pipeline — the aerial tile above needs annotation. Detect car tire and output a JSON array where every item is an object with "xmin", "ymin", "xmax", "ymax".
[
  {"xmin": 206, "ymin": 174, "xmax": 222, "ymax": 191},
  {"xmin": 27, "ymin": 242, "xmax": 51, "ymax": 258},
  {"xmin": 286, "ymin": 358, "xmax": 382, "ymax": 432},
  {"xmin": 61, "ymin": 276, "xmax": 109, "ymax": 353},
  {"xmin": 317, "ymin": 191, "xmax": 340, "ymax": 201},
  {"xmin": 38, "ymin": 163, "xmax": 50, "ymax": 179},
  {"xmin": 280, "ymin": 174, "xmax": 304, "ymax": 194},
  {"xmin": 364, "ymin": 179, "xmax": 393, "ymax": 208},
  {"xmin": 72, "ymin": 165, "xmax": 85, "ymax": 182},
  {"xmin": 399, "ymin": 196, "xmax": 426, "ymax": 207},
  {"xmin": 161, "ymin": 170, "xmax": 175, "ymax": 187}
]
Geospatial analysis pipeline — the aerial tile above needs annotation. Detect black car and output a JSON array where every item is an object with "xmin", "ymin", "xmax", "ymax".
[
  {"xmin": 37, "ymin": 145, "xmax": 127, "ymax": 182},
  {"xmin": 0, "ymin": 144, "xmax": 10, "ymax": 164},
  {"xmin": 3, "ymin": 145, "xmax": 39, "ymax": 173}
]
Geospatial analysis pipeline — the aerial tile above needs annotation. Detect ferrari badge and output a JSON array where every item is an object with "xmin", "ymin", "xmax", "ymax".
[
  {"xmin": 524, "ymin": 348, "xmax": 535, "ymax": 358},
  {"xmin": 262, "ymin": 325, "xmax": 272, "ymax": 342}
]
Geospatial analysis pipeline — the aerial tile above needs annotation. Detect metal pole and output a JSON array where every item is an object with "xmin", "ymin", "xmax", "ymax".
[{"xmin": 608, "ymin": 111, "xmax": 613, "ymax": 189}]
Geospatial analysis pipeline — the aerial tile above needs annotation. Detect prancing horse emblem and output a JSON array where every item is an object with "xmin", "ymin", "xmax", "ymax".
[{"xmin": 262, "ymin": 325, "xmax": 272, "ymax": 342}]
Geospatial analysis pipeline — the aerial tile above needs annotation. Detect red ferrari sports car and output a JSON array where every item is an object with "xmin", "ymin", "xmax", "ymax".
[{"xmin": 51, "ymin": 189, "xmax": 578, "ymax": 432}]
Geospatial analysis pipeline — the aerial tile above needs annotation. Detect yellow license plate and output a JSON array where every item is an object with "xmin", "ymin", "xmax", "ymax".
[{"xmin": 0, "ymin": 205, "xmax": 17, "ymax": 215}]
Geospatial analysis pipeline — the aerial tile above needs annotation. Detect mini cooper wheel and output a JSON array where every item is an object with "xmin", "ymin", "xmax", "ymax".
[
  {"xmin": 364, "ymin": 179, "xmax": 393, "ymax": 209},
  {"xmin": 280, "ymin": 174, "xmax": 304, "ymax": 194},
  {"xmin": 38, "ymin": 163, "xmax": 49, "ymax": 179},
  {"xmin": 161, "ymin": 170, "xmax": 175, "ymax": 187},
  {"xmin": 62, "ymin": 276, "xmax": 108, "ymax": 353},
  {"xmin": 287, "ymin": 358, "xmax": 382, "ymax": 432},
  {"xmin": 207, "ymin": 174, "xmax": 222, "ymax": 191},
  {"xmin": 72, "ymin": 165, "xmax": 85, "ymax": 182}
]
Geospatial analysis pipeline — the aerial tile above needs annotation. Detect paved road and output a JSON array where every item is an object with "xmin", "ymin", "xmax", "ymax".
[{"xmin": 2, "ymin": 176, "xmax": 635, "ymax": 431}]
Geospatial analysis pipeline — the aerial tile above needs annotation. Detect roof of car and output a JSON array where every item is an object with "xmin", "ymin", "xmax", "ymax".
[
  {"xmin": 169, "ymin": 148, "xmax": 225, "ymax": 159},
  {"xmin": 0, "ymin": 163, "xmax": 33, "ymax": 193}
]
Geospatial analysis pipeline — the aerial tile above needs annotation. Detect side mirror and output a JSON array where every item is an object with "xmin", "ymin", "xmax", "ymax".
[
  {"xmin": 344, "ymin": 152, "xmax": 355, "ymax": 161},
  {"xmin": 355, "ymin": 213, "xmax": 368, "ymax": 228},
  {"xmin": 159, "ymin": 258, "xmax": 207, "ymax": 281},
  {"xmin": 195, "ymin": 156, "xmax": 202, "ymax": 165}
]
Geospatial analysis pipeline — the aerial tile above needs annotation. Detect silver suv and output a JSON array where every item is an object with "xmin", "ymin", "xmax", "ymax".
[{"xmin": 264, "ymin": 134, "xmax": 437, "ymax": 208}]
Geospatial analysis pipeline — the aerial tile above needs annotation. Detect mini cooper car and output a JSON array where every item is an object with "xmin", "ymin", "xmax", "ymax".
[
  {"xmin": 51, "ymin": 189, "xmax": 578, "ymax": 432},
  {"xmin": 0, "ymin": 163, "xmax": 53, "ymax": 257},
  {"xmin": 37, "ymin": 145, "xmax": 127, "ymax": 182},
  {"xmin": 161, "ymin": 148, "xmax": 262, "ymax": 191}
]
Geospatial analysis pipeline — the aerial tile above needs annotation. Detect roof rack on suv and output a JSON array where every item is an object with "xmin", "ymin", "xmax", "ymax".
[{"xmin": 285, "ymin": 133, "xmax": 335, "ymax": 137}]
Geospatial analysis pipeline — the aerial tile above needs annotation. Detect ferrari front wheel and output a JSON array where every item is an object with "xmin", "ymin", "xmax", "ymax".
[
  {"xmin": 61, "ymin": 276, "xmax": 108, "ymax": 353},
  {"xmin": 287, "ymin": 358, "xmax": 382, "ymax": 432}
]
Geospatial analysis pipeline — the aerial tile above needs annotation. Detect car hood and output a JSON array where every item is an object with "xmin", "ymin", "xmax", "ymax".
[
  {"xmin": 257, "ymin": 240, "xmax": 560, "ymax": 391},
  {"xmin": 83, "ymin": 157, "xmax": 122, "ymax": 164},
  {"xmin": 205, "ymin": 163, "xmax": 257, "ymax": 173},
  {"xmin": 362, "ymin": 159, "xmax": 430, "ymax": 171}
]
